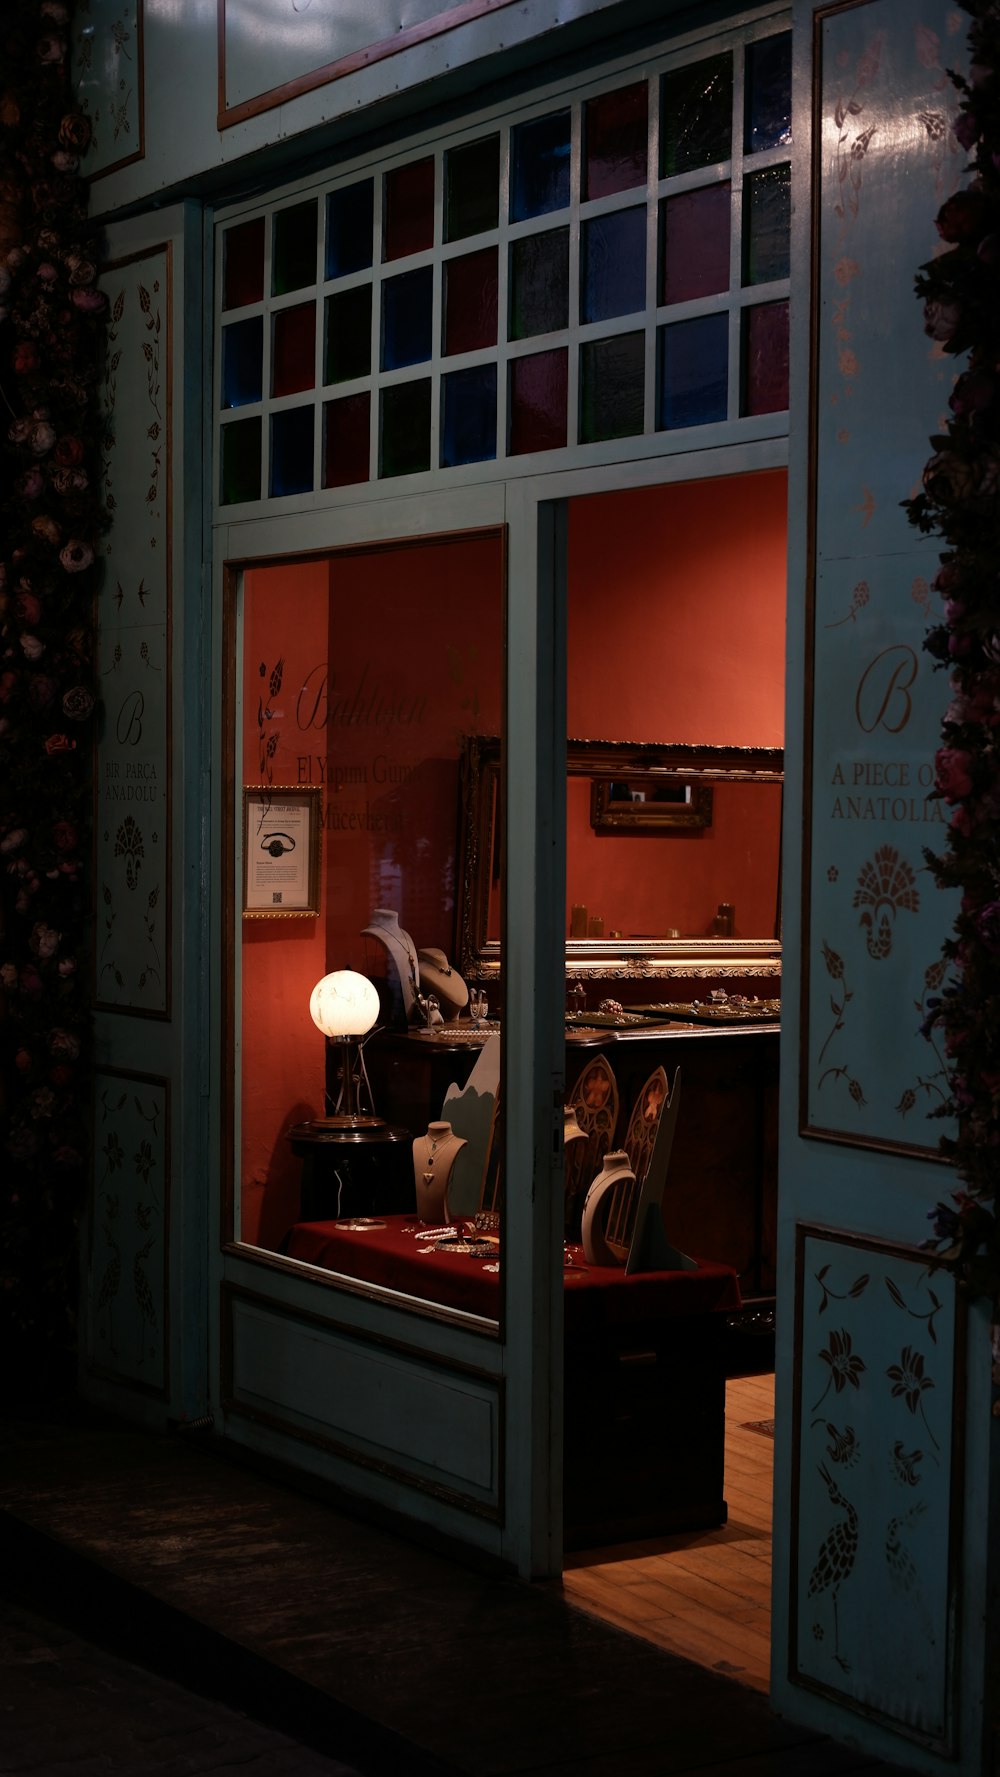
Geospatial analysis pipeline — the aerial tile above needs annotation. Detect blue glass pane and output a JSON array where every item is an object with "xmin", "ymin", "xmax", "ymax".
[
  {"xmin": 326, "ymin": 181, "xmax": 374, "ymax": 278},
  {"xmin": 581, "ymin": 209, "xmax": 646, "ymax": 324},
  {"xmin": 745, "ymin": 33, "xmax": 792, "ymax": 153},
  {"xmin": 658, "ymin": 314, "xmax": 728, "ymax": 430},
  {"xmin": 270, "ymin": 406, "xmax": 314, "ymax": 496},
  {"xmin": 441, "ymin": 365, "xmax": 497, "ymax": 466},
  {"xmin": 510, "ymin": 111, "xmax": 571, "ymax": 221},
  {"xmin": 381, "ymin": 266, "xmax": 433, "ymax": 370},
  {"xmin": 221, "ymin": 316, "xmax": 263, "ymax": 408}
]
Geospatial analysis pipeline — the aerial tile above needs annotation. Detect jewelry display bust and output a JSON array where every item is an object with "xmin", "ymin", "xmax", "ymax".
[
  {"xmin": 581, "ymin": 1150, "xmax": 635, "ymax": 1266},
  {"xmin": 361, "ymin": 907, "xmax": 420, "ymax": 1024},
  {"xmin": 416, "ymin": 947, "xmax": 469, "ymax": 1021},
  {"xmin": 413, "ymin": 1119, "xmax": 467, "ymax": 1225}
]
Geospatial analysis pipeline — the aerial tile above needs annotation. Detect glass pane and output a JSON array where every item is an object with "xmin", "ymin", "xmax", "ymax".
[
  {"xmin": 579, "ymin": 331, "xmax": 644, "ymax": 443},
  {"xmin": 660, "ymin": 184, "xmax": 731, "ymax": 306},
  {"xmin": 221, "ymin": 315, "xmax": 263, "ymax": 408},
  {"xmin": 441, "ymin": 364, "xmax": 497, "ymax": 466},
  {"xmin": 223, "ymin": 217, "xmax": 264, "ymax": 310},
  {"xmin": 326, "ymin": 180, "xmax": 375, "ymax": 279},
  {"xmin": 509, "ymin": 228, "xmax": 569, "ymax": 339},
  {"xmin": 220, "ymin": 416, "xmax": 261, "ymax": 504},
  {"xmin": 660, "ymin": 54, "xmax": 733, "ymax": 177},
  {"xmin": 510, "ymin": 110, "xmax": 571, "ymax": 221},
  {"xmin": 742, "ymin": 300, "xmax": 789, "ymax": 414},
  {"xmin": 272, "ymin": 200, "xmax": 318, "ymax": 296},
  {"xmin": 445, "ymin": 135, "xmax": 500, "ymax": 242},
  {"xmin": 384, "ymin": 157, "xmax": 435, "ymax": 261},
  {"xmin": 744, "ymin": 164, "xmax": 791, "ymax": 285},
  {"xmin": 583, "ymin": 82, "xmax": 648, "ymax": 200},
  {"xmin": 270, "ymin": 406, "xmax": 314, "ymax": 496},
  {"xmin": 272, "ymin": 301, "xmax": 316, "ymax": 398},
  {"xmin": 382, "ymin": 266, "xmax": 433, "ymax": 371},
  {"xmin": 509, "ymin": 348, "xmax": 568, "ymax": 454},
  {"xmin": 323, "ymin": 391, "xmax": 371, "ymax": 487},
  {"xmin": 658, "ymin": 313, "xmax": 728, "ymax": 429},
  {"xmin": 325, "ymin": 286, "xmax": 372, "ymax": 384},
  {"xmin": 745, "ymin": 33, "xmax": 792, "ymax": 154},
  {"xmin": 444, "ymin": 248, "xmax": 498, "ymax": 356},
  {"xmin": 581, "ymin": 209, "xmax": 646, "ymax": 324},
  {"xmin": 380, "ymin": 378, "xmax": 431, "ymax": 477}
]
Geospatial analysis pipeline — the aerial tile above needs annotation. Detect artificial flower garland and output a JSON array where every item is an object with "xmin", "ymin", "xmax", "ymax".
[
  {"xmin": 906, "ymin": 1, "xmax": 1000, "ymax": 1308},
  {"xmin": 0, "ymin": 0, "xmax": 105, "ymax": 1384}
]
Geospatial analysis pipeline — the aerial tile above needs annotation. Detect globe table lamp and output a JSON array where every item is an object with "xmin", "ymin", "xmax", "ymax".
[{"xmin": 309, "ymin": 969, "xmax": 384, "ymax": 1133}]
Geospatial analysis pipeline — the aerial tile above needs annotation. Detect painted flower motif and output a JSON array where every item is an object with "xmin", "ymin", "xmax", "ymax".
[
  {"xmin": 821, "ymin": 939, "xmax": 845, "ymax": 980},
  {"xmin": 134, "ymin": 1139, "xmax": 155, "ymax": 1182},
  {"xmin": 887, "ymin": 1345, "xmax": 934, "ymax": 1413},
  {"xmin": 890, "ymin": 1442, "xmax": 924, "ymax": 1487},
  {"xmin": 819, "ymin": 1328, "xmax": 866, "ymax": 1394},
  {"xmin": 824, "ymin": 1422, "xmax": 860, "ymax": 1467},
  {"xmin": 114, "ymin": 815, "xmax": 144, "ymax": 889},
  {"xmin": 103, "ymin": 1131, "xmax": 124, "ymax": 1172}
]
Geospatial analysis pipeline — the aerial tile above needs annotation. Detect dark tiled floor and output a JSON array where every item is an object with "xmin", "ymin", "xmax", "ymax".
[{"xmin": 0, "ymin": 1404, "xmax": 918, "ymax": 1777}]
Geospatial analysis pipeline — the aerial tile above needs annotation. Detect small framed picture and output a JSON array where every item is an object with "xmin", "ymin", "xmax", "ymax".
[{"xmin": 243, "ymin": 785, "xmax": 321, "ymax": 917}]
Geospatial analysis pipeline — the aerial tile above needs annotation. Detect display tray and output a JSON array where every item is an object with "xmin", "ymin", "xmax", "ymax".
[
  {"xmin": 565, "ymin": 1009, "xmax": 669, "ymax": 1029},
  {"xmin": 630, "ymin": 1000, "xmax": 781, "ymax": 1024}
]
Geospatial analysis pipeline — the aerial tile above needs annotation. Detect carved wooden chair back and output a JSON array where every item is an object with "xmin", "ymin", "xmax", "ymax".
[{"xmin": 564, "ymin": 1054, "xmax": 619, "ymax": 1237}]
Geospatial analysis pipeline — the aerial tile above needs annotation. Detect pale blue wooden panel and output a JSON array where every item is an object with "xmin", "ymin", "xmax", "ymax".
[
  {"xmin": 89, "ymin": 1070, "xmax": 170, "ymax": 1396},
  {"xmin": 72, "ymin": 0, "xmax": 144, "ymax": 179}
]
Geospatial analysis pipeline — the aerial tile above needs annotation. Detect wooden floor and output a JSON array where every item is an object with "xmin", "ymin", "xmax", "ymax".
[{"xmin": 562, "ymin": 1371, "xmax": 774, "ymax": 1694}]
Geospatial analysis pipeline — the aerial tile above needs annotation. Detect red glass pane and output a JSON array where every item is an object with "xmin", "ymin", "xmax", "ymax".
[
  {"xmin": 223, "ymin": 217, "xmax": 265, "ymax": 310},
  {"xmin": 272, "ymin": 302, "xmax": 316, "ymax": 397},
  {"xmin": 384, "ymin": 158, "xmax": 435, "ymax": 261},
  {"xmin": 444, "ymin": 248, "xmax": 498, "ymax": 355},
  {"xmin": 584, "ymin": 83, "xmax": 648, "ymax": 200},
  {"xmin": 661, "ymin": 184, "xmax": 731, "ymax": 306},
  {"xmin": 323, "ymin": 392, "xmax": 371, "ymax": 487},
  {"xmin": 509, "ymin": 349, "xmax": 568, "ymax": 455},
  {"xmin": 743, "ymin": 300, "xmax": 789, "ymax": 414}
]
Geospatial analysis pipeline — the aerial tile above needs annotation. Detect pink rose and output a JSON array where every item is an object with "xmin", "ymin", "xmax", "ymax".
[
  {"xmin": 53, "ymin": 434, "xmax": 84, "ymax": 466},
  {"xmin": 29, "ymin": 922, "xmax": 60, "ymax": 959},
  {"xmin": 32, "ymin": 515, "xmax": 61, "ymax": 546},
  {"xmin": 59, "ymin": 538, "xmax": 92, "ymax": 573},
  {"xmin": 29, "ymin": 420, "xmax": 56, "ymax": 455},
  {"xmin": 27, "ymin": 676, "xmax": 56, "ymax": 712},
  {"xmin": 70, "ymin": 286, "xmax": 107, "ymax": 313},
  {"xmin": 0, "ymin": 827, "xmax": 27, "ymax": 853},
  {"xmin": 50, "ymin": 151, "xmax": 78, "ymax": 173},
  {"xmin": 61, "ymin": 685, "xmax": 94, "ymax": 720},
  {"xmin": 20, "ymin": 634, "xmax": 45, "ymax": 660},
  {"xmin": 16, "ymin": 592, "xmax": 42, "ymax": 625},
  {"xmin": 18, "ymin": 466, "xmax": 44, "ymax": 499},
  {"xmin": 44, "ymin": 732, "xmax": 74, "ymax": 755},
  {"xmin": 36, "ymin": 261, "xmax": 58, "ymax": 284},
  {"xmin": 936, "ymin": 746, "xmax": 974, "ymax": 802},
  {"xmin": 49, "ymin": 1028, "xmax": 80, "ymax": 1060},
  {"xmin": 51, "ymin": 820, "xmax": 76, "ymax": 851},
  {"xmin": 50, "ymin": 466, "xmax": 87, "ymax": 495},
  {"xmin": 8, "ymin": 417, "xmax": 32, "ymax": 444},
  {"xmin": 37, "ymin": 36, "xmax": 66, "ymax": 64},
  {"xmin": 13, "ymin": 341, "xmax": 39, "ymax": 374},
  {"xmin": 65, "ymin": 253, "xmax": 96, "ymax": 286}
]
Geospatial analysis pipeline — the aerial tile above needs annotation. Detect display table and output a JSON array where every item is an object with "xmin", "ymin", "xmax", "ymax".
[{"xmin": 284, "ymin": 1215, "xmax": 741, "ymax": 1546}]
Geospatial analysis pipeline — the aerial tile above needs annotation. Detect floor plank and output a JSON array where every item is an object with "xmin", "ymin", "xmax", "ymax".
[{"xmin": 561, "ymin": 1373, "xmax": 775, "ymax": 1694}]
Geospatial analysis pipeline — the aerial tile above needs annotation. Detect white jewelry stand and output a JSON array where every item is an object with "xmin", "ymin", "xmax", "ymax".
[
  {"xmin": 361, "ymin": 907, "xmax": 420, "ymax": 1025},
  {"xmin": 413, "ymin": 1119, "xmax": 468, "ymax": 1225}
]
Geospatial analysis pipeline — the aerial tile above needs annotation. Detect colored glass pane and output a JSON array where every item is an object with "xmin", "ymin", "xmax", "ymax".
[
  {"xmin": 510, "ymin": 111, "xmax": 571, "ymax": 221},
  {"xmin": 445, "ymin": 248, "xmax": 498, "ymax": 356},
  {"xmin": 581, "ymin": 209, "xmax": 646, "ymax": 324},
  {"xmin": 660, "ymin": 55, "xmax": 733, "ymax": 177},
  {"xmin": 583, "ymin": 83, "xmax": 648, "ymax": 200},
  {"xmin": 742, "ymin": 300, "xmax": 789, "ymax": 414},
  {"xmin": 223, "ymin": 217, "xmax": 264, "ymax": 310},
  {"xmin": 658, "ymin": 313, "xmax": 728, "ymax": 429},
  {"xmin": 382, "ymin": 266, "xmax": 433, "ymax": 371},
  {"xmin": 272, "ymin": 302, "xmax": 316, "ymax": 398},
  {"xmin": 220, "ymin": 416, "xmax": 261, "ymax": 505},
  {"xmin": 323, "ymin": 392, "xmax": 371, "ymax": 488},
  {"xmin": 579, "ymin": 331, "xmax": 644, "ymax": 443},
  {"xmin": 744, "ymin": 164, "xmax": 791, "ymax": 285},
  {"xmin": 445, "ymin": 135, "xmax": 500, "ymax": 242},
  {"xmin": 660, "ymin": 184, "xmax": 731, "ymax": 306},
  {"xmin": 744, "ymin": 33, "xmax": 792, "ymax": 153},
  {"xmin": 384, "ymin": 158, "xmax": 435, "ymax": 261},
  {"xmin": 272, "ymin": 200, "xmax": 318, "ymax": 296},
  {"xmin": 326, "ymin": 180, "xmax": 374, "ymax": 278},
  {"xmin": 270, "ymin": 406, "xmax": 314, "ymax": 496},
  {"xmin": 508, "ymin": 349, "xmax": 568, "ymax": 454},
  {"xmin": 441, "ymin": 365, "xmax": 497, "ymax": 466},
  {"xmin": 325, "ymin": 286, "xmax": 372, "ymax": 384},
  {"xmin": 509, "ymin": 228, "xmax": 569, "ymax": 339},
  {"xmin": 380, "ymin": 379, "xmax": 432, "ymax": 478},
  {"xmin": 221, "ymin": 316, "xmax": 263, "ymax": 408}
]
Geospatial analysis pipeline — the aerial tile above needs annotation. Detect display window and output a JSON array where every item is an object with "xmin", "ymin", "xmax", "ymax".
[{"xmin": 225, "ymin": 531, "xmax": 505, "ymax": 1321}]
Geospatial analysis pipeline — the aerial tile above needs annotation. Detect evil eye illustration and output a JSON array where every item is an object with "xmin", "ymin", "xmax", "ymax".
[{"xmin": 261, "ymin": 831, "xmax": 296, "ymax": 857}]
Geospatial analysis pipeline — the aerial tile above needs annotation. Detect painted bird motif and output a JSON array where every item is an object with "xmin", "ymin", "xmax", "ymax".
[
  {"xmin": 807, "ymin": 1463, "xmax": 859, "ymax": 1671},
  {"xmin": 885, "ymin": 1499, "xmax": 928, "ymax": 1598}
]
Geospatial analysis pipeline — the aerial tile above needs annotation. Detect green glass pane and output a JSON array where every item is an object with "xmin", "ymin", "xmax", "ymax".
[
  {"xmin": 446, "ymin": 135, "xmax": 500, "ymax": 242},
  {"xmin": 380, "ymin": 379, "xmax": 431, "ymax": 478},
  {"xmin": 272, "ymin": 200, "xmax": 318, "ymax": 296},
  {"xmin": 744, "ymin": 164, "xmax": 791, "ymax": 285},
  {"xmin": 220, "ymin": 416, "xmax": 261, "ymax": 505},
  {"xmin": 579, "ymin": 332, "xmax": 644, "ymax": 443},
  {"xmin": 509, "ymin": 229, "xmax": 569, "ymax": 340},
  {"xmin": 325, "ymin": 285, "xmax": 372, "ymax": 384},
  {"xmin": 661, "ymin": 55, "xmax": 733, "ymax": 177}
]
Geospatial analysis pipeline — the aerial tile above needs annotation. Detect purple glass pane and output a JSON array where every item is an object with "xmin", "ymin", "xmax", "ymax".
[
  {"xmin": 661, "ymin": 183, "xmax": 731, "ymax": 306},
  {"xmin": 272, "ymin": 302, "xmax": 316, "ymax": 397},
  {"xmin": 584, "ymin": 83, "xmax": 648, "ymax": 200},
  {"xmin": 508, "ymin": 349, "xmax": 568, "ymax": 455},
  {"xmin": 384, "ymin": 158, "xmax": 435, "ymax": 261},
  {"xmin": 444, "ymin": 248, "xmax": 498, "ymax": 356},
  {"xmin": 742, "ymin": 300, "xmax": 789, "ymax": 414},
  {"xmin": 223, "ymin": 217, "xmax": 264, "ymax": 310},
  {"xmin": 323, "ymin": 392, "xmax": 371, "ymax": 487},
  {"xmin": 581, "ymin": 208, "xmax": 646, "ymax": 324}
]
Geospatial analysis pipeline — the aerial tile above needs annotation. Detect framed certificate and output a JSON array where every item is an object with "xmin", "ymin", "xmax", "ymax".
[{"xmin": 243, "ymin": 786, "xmax": 321, "ymax": 917}]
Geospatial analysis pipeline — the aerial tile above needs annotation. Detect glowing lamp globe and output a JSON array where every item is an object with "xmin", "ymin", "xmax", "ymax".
[{"xmin": 309, "ymin": 970, "xmax": 380, "ymax": 1039}]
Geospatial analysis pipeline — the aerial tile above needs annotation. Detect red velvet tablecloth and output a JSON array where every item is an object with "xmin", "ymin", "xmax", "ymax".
[{"xmin": 285, "ymin": 1214, "xmax": 740, "ymax": 1326}]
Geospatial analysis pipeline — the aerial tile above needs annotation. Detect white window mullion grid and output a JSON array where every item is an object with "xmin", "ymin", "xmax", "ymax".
[
  {"xmin": 370, "ymin": 173, "xmax": 385, "ymax": 481},
  {"xmin": 565, "ymin": 99, "xmax": 583, "ymax": 449},
  {"xmin": 728, "ymin": 43, "xmax": 748, "ymax": 422},
  {"xmin": 644, "ymin": 75, "xmax": 660, "ymax": 436},
  {"xmin": 430, "ymin": 145, "xmax": 445, "ymax": 473},
  {"xmin": 496, "ymin": 122, "xmax": 511, "ymax": 461}
]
